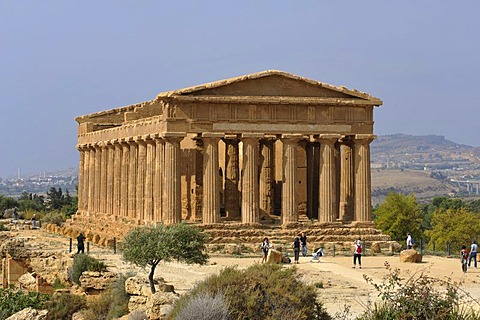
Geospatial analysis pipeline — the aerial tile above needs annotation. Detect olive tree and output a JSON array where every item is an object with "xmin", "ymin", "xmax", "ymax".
[{"xmin": 122, "ymin": 223, "xmax": 208, "ymax": 293}]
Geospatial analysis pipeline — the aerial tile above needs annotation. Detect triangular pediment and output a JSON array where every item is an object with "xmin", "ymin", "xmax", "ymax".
[{"xmin": 157, "ymin": 70, "xmax": 380, "ymax": 102}]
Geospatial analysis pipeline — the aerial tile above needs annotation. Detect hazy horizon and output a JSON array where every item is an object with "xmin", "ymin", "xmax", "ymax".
[{"xmin": 1, "ymin": 2, "xmax": 479, "ymax": 177}]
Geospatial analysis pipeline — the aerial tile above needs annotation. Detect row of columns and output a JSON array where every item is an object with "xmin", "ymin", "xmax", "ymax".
[{"xmin": 77, "ymin": 132, "xmax": 374, "ymax": 226}]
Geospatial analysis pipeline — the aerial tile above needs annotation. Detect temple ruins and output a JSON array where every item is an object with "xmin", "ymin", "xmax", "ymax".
[{"xmin": 63, "ymin": 70, "xmax": 391, "ymax": 249}]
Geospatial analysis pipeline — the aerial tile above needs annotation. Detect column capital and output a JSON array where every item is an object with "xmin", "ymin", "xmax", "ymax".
[
  {"xmin": 202, "ymin": 132, "xmax": 224, "ymax": 139},
  {"xmin": 354, "ymin": 134, "xmax": 377, "ymax": 143},
  {"xmin": 318, "ymin": 134, "xmax": 341, "ymax": 141},
  {"xmin": 281, "ymin": 133, "xmax": 303, "ymax": 140},
  {"xmin": 242, "ymin": 133, "xmax": 264, "ymax": 139},
  {"xmin": 162, "ymin": 132, "xmax": 187, "ymax": 139}
]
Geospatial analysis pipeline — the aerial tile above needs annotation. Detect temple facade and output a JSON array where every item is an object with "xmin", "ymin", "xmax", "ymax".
[{"xmin": 74, "ymin": 70, "xmax": 382, "ymax": 233}]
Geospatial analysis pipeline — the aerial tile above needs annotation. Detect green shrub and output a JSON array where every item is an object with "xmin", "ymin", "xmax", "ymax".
[
  {"xmin": 174, "ymin": 291, "xmax": 230, "ymax": 320},
  {"xmin": 0, "ymin": 223, "xmax": 8, "ymax": 231},
  {"xmin": 44, "ymin": 292, "xmax": 86, "ymax": 320},
  {"xmin": 41, "ymin": 210, "xmax": 67, "ymax": 226},
  {"xmin": 0, "ymin": 287, "xmax": 50, "ymax": 319},
  {"xmin": 358, "ymin": 262, "xmax": 480, "ymax": 320},
  {"xmin": 168, "ymin": 263, "xmax": 331, "ymax": 320},
  {"xmin": 69, "ymin": 254, "xmax": 108, "ymax": 285}
]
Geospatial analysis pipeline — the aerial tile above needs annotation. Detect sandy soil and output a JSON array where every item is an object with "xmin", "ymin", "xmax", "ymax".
[{"xmin": 15, "ymin": 228, "xmax": 480, "ymax": 318}]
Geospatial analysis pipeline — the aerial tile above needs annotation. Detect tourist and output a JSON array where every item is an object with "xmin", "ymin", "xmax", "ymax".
[
  {"xmin": 406, "ymin": 233, "xmax": 413, "ymax": 249},
  {"xmin": 31, "ymin": 213, "xmax": 36, "ymax": 229},
  {"xmin": 77, "ymin": 232, "xmax": 86, "ymax": 254},
  {"xmin": 13, "ymin": 207, "xmax": 19, "ymax": 229},
  {"xmin": 461, "ymin": 245, "xmax": 469, "ymax": 273},
  {"xmin": 292, "ymin": 236, "xmax": 301, "ymax": 264},
  {"xmin": 300, "ymin": 232, "xmax": 307, "ymax": 257},
  {"xmin": 468, "ymin": 240, "xmax": 477, "ymax": 269},
  {"xmin": 353, "ymin": 239, "xmax": 362, "ymax": 269},
  {"xmin": 261, "ymin": 237, "xmax": 271, "ymax": 263}
]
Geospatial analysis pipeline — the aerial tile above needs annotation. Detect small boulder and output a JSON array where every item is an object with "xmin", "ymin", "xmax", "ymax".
[
  {"xmin": 6, "ymin": 307, "xmax": 48, "ymax": 320},
  {"xmin": 400, "ymin": 249, "xmax": 422, "ymax": 263},
  {"xmin": 266, "ymin": 249, "xmax": 283, "ymax": 264}
]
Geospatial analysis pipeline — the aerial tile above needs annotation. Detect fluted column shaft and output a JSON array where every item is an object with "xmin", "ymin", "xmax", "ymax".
[
  {"xmin": 76, "ymin": 145, "xmax": 85, "ymax": 213},
  {"xmin": 88, "ymin": 145, "xmax": 95, "ymax": 214},
  {"xmin": 339, "ymin": 140, "xmax": 354, "ymax": 221},
  {"xmin": 259, "ymin": 139, "xmax": 275, "ymax": 217},
  {"xmin": 113, "ymin": 142, "xmax": 122, "ymax": 216},
  {"xmin": 100, "ymin": 142, "xmax": 108, "ymax": 214},
  {"xmin": 202, "ymin": 135, "xmax": 222, "ymax": 224},
  {"xmin": 106, "ymin": 142, "xmax": 115, "ymax": 216},
  {"xmin": 145, "ymin": 138, "xmax": 155, "ymax": 222},
  {"xmin": 281, "ymin": 135, "xmax": 301, "ymax": 224},
  {"xmin": 354, "ymin": 135, "xmax": 375, "ymax": 221},
  {"xmin": 318, "ymin": 135, "xmax": 340, "ymax": 222},
  {"xmin": 81, "ymin": 145, "xmax": 90, "ymax": 213},
  {"xmin": 120, "ymin": 141, "xmax": 130, "ymax": 217},
  {"xmin": 136, "ymin": 138, "xmax": 147, "ymax": 221},
  {"xmin": 128, "ymin": 140, "xmax": 138, "ymax": 219},
  {"xmin": 241, "ymin": 135, "xmax": 261, "ymax": 224},
  {"xmin": 223, "ymin": 137, "xmax": 240, "ymax": 220},
  {"xmin": 153, "ymin": 137, "xmax": 164, "ymax": 223},
  {"xmin": 163, "ymin": 134, "xmax": 185, "ymax": 225},
  {"xmin": 94, "ymin": 143, "xmax": 102, "ymax": 213}
]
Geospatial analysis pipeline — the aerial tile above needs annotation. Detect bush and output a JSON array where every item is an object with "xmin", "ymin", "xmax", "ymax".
[
  {"xmin": 0, "ymin": 287, "xmax": 50, "ymax": 319},
  {"xmin": 175, "ymin": 291, "xmax": 230, "ymax": 320},
  {"xmin": 358, "ymin": 262, "xmax": 480, "ymax": 319},
  {"xmin": 69, "ymin": 254, "xmax": 108, "ymax": 285},
  {"xmin": 168, "ymin": 263, "xmax": 331, "ymax": 320},
  {"xmin": 44, "ymin": 292, "xmax": 86, "ymax": 320},
  {"xmin": 41, "ymin": 210, "xmax": 67, "ymax": 226}
]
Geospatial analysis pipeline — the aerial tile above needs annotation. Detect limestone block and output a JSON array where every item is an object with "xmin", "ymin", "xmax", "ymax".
[
  {"xmin": 125, "ymin": 275, "xmax": 166, "ymax": 296},
  {"xmin": 145, "ymin": 291, "xmax": 179, "ymax": 320},
  {"xmin": 18, "ymin": 272, "xmax": 36, "ymax": 291},
  {"xmin": 400, "ymin": 249, "xmax": 422, "ymax": 263},
  {"xmin": 370, "ymin": 242, "xmax": 381, "ymax": 253},
  {"xmin": 79, "ymin": 271, "xmax": 118, "ymax": 291},
  {"xmin": 128, "ymin": 295, "xmax": 147, "ymax": 313},
  {"xmin": 266, "ymin": 249, "xmax": 283, "ymax": 264},
  {"xmin": 224, "ymin": 244, "xmax": 242, "ymax": 255},
  {"xmin": 5, "ymin": 307, "xmax": 48, "ymax": 320}
]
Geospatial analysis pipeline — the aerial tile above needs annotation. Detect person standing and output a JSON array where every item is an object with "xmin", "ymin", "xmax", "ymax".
[
  {"xmin": 300, "ymin": 232, "xmax": 307, "ymax": 257},
  {"xmin": 261, "ymin": 237, "xmax": 271, "ymax": 263},
  {"xmin": 31, "ymin": 213, "xmax": 36, "ymax": 229},
  {"xmin": 469, "ymin": 240, "xmax": 477, "ymax": 269},
  {"xmin": 77, "ymin": 232, "xmax": 86, "ymax": 254},
  {"xmin": 461, "ymin": 245, "xmax": 469, "ymax": 273},
  {"xmin": 292, "ymin": 236, "xmax": 301, "ymax": 264},
  {"xmin": 13, "ymin": 207, "xmax": 19, "ymax": 229},
  {"xmin": 406, "ymin": 233, "xmax": 413, "ymax": 249},
  {"xmin": 353, "ymin": 239, "xmax": 362, "ymax": 269}
]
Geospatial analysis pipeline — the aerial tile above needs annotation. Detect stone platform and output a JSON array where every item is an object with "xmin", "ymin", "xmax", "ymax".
[{"xmin": 44, "ymin": 213, "xmax": 394, "ymax": 256}]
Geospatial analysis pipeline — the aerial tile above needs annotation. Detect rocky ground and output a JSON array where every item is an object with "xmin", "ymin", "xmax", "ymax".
[{"xmin": 7, "ymin": 226, "xmax": 480, "ymax": 319}]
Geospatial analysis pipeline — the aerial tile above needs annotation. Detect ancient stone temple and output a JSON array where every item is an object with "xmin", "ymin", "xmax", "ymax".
[{"xmin": 69, "ymin": 70, "xmax": 388, "ymax": 248}]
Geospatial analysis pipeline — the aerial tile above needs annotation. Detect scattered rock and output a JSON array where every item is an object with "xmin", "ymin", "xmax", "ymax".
[
  {"xmin": 400, "ymin": 249, "xmax": 422, "ymax": 263},
  {"xmin": 5, "ymin": 307, "xmax": 48, "ymax": 320}
]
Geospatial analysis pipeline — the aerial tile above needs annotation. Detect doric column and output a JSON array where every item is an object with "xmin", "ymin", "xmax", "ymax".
[
  {"xmin": 113, "ymin": 141, "xmax": 122, "ymax": 217},
  {"xmin": 76, "ymin": 144, "xmax": 85, "ymax": 213},
  {"xmin": 87, "ymin": 144, "xmax": 95, "ymax": 214},
  {"xmin": 163, "ymin": 133, "xmax": 185, "ymax": 225},
  {"xmin": 259, "ymin": 137, "xmax": 275, "ymax": 217},
  {"xmin": 223, "ymin": 136, "xmax": 240, "ymax": 220},
  {"xmin": 354, "ymin": 134, "xmax": 376, "ymax": 221},
  {"xmin": 145, "ymin": 137, "xmax": 155, "ymax": 222},
  {"xmin": 153, "ymin": 136, "xmax": 164, "ymax": 223},
  {"xmin": 136, "ymin": 137, "xmax": 147, "ymax": 221},
  {"xmin": 193, "ymin": 138, "xmax": 204, "ymax": 221},
  {"xmin": 306, "ymin": 140, "xmax": 320, "ymax": 219},
  {"xmin": 100, "ymin": 142, "xmax": 108, "ymax": 214},
  {"xmin": 202, "ymin": 133, "xmax": 222, "ymax": 224},
  {"xmin": 318, "ymin": 134, "xmax": 340, "ymax": 222},
  {"xmin": 128, "ymin": 139, "xmax": 138, "ymax": 219},
  {"xmin": 241, "ymin": 134, "xmax": 261, "ymax": 224},
  {"xmin": 94, "ymin": 142, "xmax": 102, "ymax": 213},
  {"xmin": 281, "ymin": 134, "xmax": 302, "ymax": 225},
  {"xmin": 339, "ymin": 138, "xmax": 354, "ymax": 221},
  {"xmin": 106, "ymin": 141, "xmax": 115, "ymax": 216},
  {"xmin": 120, "ymin": 140, "xmax": 130, "ymax": 217},
  {"xmin": 80, "ymin": 144, "xmax": 90, "ymax": 213}
]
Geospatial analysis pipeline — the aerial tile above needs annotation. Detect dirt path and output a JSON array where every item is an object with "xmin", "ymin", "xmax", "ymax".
[{"xmin": 13, "ymin": 228, "xmax": 480, "ymax": 318}]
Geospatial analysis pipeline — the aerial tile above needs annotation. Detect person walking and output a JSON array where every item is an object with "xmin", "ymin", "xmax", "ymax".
[
  {"xmin": 300, "ymin": 232, "xmax": 307, "ymax": 257},
  {"xmin": 461, "ymin": 245, "xmax": 469, "ymax": 273},
  {"xmin": 353, "ymin": 239, "xmax": 362, "ymax": 269},
  {"xmin": 468, "ymin": 240, "xmax": 477, "ymax": 269},
  {"xmin": 406, "ymin": 233, "xmax": 413, "ymax": 249},
  {"xmin": 292, "ymin": 236, "xmax": 301, "ymax": 264}
]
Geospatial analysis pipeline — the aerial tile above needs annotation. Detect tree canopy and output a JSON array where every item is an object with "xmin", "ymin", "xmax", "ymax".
[
  {"xmin": 373, "ymin": 192, "xmax": 423, "ymax": 244},
  {"xmin": 122, "ymin": 223, "xmax": 208, "ymax": 293}
]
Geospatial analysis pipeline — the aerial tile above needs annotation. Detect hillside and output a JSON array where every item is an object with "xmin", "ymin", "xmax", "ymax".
[{"xmin": 371, "ymin": 134, "xmax": 480, "ymax": 204}]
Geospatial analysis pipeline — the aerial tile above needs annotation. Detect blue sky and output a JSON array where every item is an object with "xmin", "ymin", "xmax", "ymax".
[{"xmin": 1, "ymin": 2, "xmax": 479, "ymax": 178}]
